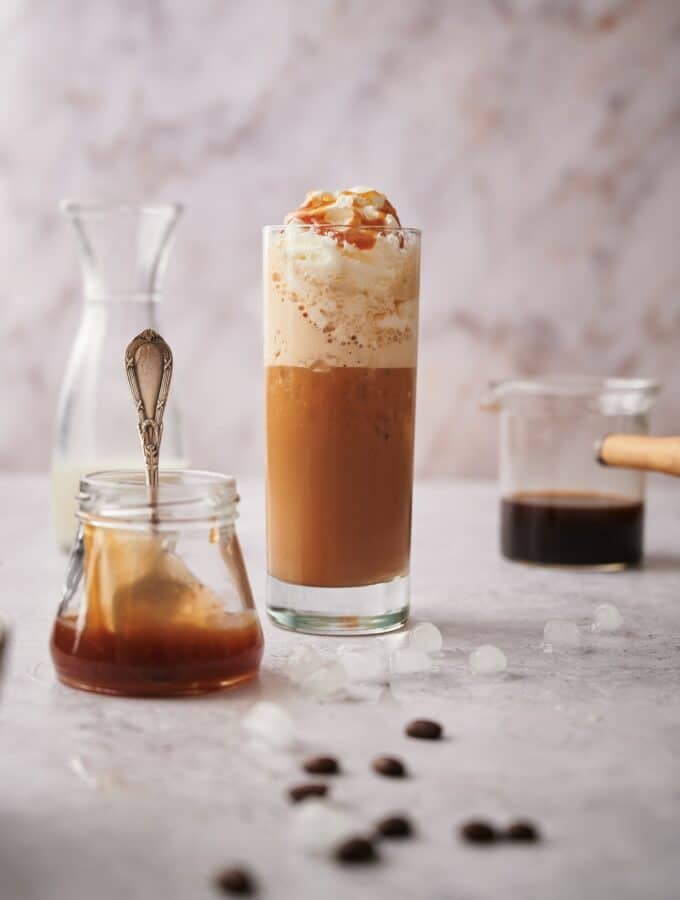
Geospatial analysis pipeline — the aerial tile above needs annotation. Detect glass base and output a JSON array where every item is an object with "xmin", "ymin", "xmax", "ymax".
[
  {"xmin": 504, "ymin": 555, "xmax": 637, "ymax": 572},
  {"xmin": 266, "ymin": 574, "xmax": 409, "ymax": 635},
  {"xmin": 54, "ymin": 670, "xmax": 258, "ymax": 697}
]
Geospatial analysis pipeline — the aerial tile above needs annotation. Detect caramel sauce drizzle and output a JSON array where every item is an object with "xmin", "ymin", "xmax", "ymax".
[{"xmin": 285, "ymin": 189, "xmax": 402, "ymax": 250}]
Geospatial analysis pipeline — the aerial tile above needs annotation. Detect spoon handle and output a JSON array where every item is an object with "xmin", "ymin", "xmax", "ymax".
[
  {"xmin": 124, "ymin": 329, "xmax": 173, "ymax": 496},
  {"xmin": 597, "ymin": 434, "xmax": 680, "ymax": 477}
]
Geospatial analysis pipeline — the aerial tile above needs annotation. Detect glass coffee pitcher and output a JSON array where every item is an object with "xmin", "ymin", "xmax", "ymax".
[
  {"xmin": 482, "ymin": 376, "xmax": 661, "ymax": 569},
  {"xmin": 51, "ymin": 203, "xmax": 188, "ymax": 550}
]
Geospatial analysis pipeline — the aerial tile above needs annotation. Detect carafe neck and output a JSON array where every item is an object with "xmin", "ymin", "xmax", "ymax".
[
  {"xmin": 62, "ymin": 202, "xmax": 182, "ymax": 302},
  {"xmin": 79, "ymin": 295, "xmax": 162, "ymax": 343}
]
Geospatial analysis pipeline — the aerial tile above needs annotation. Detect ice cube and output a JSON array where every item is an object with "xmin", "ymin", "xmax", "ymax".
[
  {"xmin": 377, "ymin": 631, "xmax": 410, "ymax": 654},
  {"xmin": 242, "ymin": 701, "xmax": 296, "ymax": 749},
  {"xmin": 345, "ymin": 682, "xmax": 385, "ymax": 703},
  {"xmin": 301, "ymin": 661, "xmax": 347, "ymax": 700},
  {"xmin": 591, "ymin": 603, "xmax": 624, "ymax": 633},
  {"xmin": 282, "ymin": 645, "xmax": 324, "ymax": 683},
  {"xmin": 468, "ymin": 644, "xmax": 507, "ymax": 674},
  {"xmin": 289, "ymin": 799, "xmax": 357, "ymax": 853},
  {"xmin": 543, "ymin": 619, "xmax": 581, "ymax": 650},
  {"xmin": 390, "ymin": 646, "xmax": 432, "ymax": 675},
  {"xmin": 70, "ymin": 756, "xmax": 127, "ymax": 792},
  {"xmin": 338, "ymin": 648, "xmax": 386, "ymax": 683},
  {"xmin": 411, "ymin": 622, "xmax": 443, "ymax": 654}
]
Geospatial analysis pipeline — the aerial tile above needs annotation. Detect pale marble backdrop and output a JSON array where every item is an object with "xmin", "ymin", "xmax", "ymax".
[{"xmin": 2, "ymin": 0, "xmax": 679, "ymax": 476}]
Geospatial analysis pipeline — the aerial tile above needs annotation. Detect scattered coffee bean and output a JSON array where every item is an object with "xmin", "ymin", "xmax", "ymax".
[
  {"xmin": 405, "ymin": 719, "xmax": 443, "ymax": 740},
  {"xmin": 288, "ymin": 783, "xmax": 328, "ymax": 803},
  {"xmin": 459, "ymin": 820, "xmax": 498, "ymax": 845},
  {"xmin": 375, "ymin": 814, "xmax": 414, "ymax": 839},
  {"xmin": 335, "ymin": 836, "xmax": 379, "ymax": 864},
  {"xmin": 214, "ymin": 866, "xmax": 256, "ymax": 895},
  {"xmin": 372, "ymin": 756, "xmax": 407, "ymax": 778},
  {"xmin": 505, "ymin": 820, "xmax": 541, "ymax": 843},
  {"xmin": 303, "ymin": 755, "xmax": 340, "ymax": 775}
]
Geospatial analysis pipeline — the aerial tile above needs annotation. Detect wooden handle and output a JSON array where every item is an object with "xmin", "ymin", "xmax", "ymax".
[{"xmin": 598, "ymin": 434, "xmax": 680, "ymax": 476}]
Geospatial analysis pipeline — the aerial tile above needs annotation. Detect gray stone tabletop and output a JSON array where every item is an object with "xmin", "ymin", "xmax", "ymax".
[{"xmin": 0, "ymin": 475, "xmax": 679, "ymax": 900}]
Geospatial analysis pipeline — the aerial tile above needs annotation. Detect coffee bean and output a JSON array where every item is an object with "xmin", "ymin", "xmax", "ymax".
[
  {"xmin": 375, "ymin": 815, "xmax": 414, "ymax": 839},
  {"xmin": 288, "ymin": 783, "xmax": 328, "ymax": 803},
  {"xmin": 459, "ymin": 820, "xmax": 498, "ymax": 845},
  {"xmin": 405, "ymin": 719, "xmax": 443, "ymax": 740},
  {"xmin": 505, "ymin": 820, "xmax": 540, "ymax": 843},
  {"xmin": 303, "ymin": 755, "xmax": 340, "ymax": 775},
  {"xmin": 335, "ymin": 836, "xmax": 379, "ymax": 864},
  {"xmin": 214, "ymin": 867, "xmax": 256, "ymax": 895},
  {"xmin": 372, "ymin": 756, "xmax": 407, "ymax": 778}
]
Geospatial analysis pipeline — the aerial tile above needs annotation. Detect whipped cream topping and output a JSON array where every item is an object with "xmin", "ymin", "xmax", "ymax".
[
  {"xmin": 265, "ymin": 188, "xmax": 418, "ymax": 368},
  {"xmin": 285, "ymin": 187, "xmax": 401, "ymax": 250}
]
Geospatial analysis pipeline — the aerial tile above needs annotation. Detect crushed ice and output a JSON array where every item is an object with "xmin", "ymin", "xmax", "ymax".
[
  {"xmin": 390, "ymin": 646, "xmax": 432, "ymax": 675},
  {"xmin": 377, "ymin": 631, "xmax": 410, "ymax": 653},
  {"xmin": 410, "ymin": 622, "xmax": 443, "ymax": 653},
  {"xmin": 282, "ymin": 645, "xmax": 324, "ymax": 684},
  {"xmin": 69, "ymin": 755, "xmax": 128, "ymax": 791},
  {"xmin": 468, "ymin": 644, "xmax": 507, "ymax": 675},
  {"xmin": 542, "ymin": 619, "xmax": 581, "ymax": 651},
  {"xmin": 289, "ymin": 799, "xmax": 359, "ymax": 853},
  {"xmin": 300, "ymin": 661, "xmax": 347, "ymax": 700},
  {"xmin": 337, "ymin": 646, "xmax": 387, "ymax": 683},
  {"xmin": 280, "ymin": 620, "xmax": 444, "ymax": 699},
  {"xmin": 242, "ymin": 701, "xmax": 297, "ymax": 749},
  {"xmin": 591, "ymin": 603, "xmax": 624, "ymax": 633}
]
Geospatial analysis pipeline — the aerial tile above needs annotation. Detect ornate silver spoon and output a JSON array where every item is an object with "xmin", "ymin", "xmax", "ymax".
[{"xmin": 124, "ymin": 328, "xmax": 173, "ymax": 515}]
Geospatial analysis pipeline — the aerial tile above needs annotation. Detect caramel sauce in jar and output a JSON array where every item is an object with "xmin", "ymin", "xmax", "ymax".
[
  {"xmin": 50, "ymin": 471, "xmax": 263, "ymax": 697},
  {"xmin": 51, "ymin": 610, "xmax": 263, "ymax": 697}
]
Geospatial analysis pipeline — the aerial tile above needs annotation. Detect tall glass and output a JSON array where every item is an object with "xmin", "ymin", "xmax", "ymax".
[{"xmin": 264, "ymin": 223, "xmax": 420, "ymax": 634}]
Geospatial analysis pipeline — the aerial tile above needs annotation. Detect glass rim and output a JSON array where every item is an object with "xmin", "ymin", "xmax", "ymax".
[
  {"xmin": 81, "ymin": 468, "xmax": 235, "ymax": 486},
  {"xmin": 263, "ymin": 223, "xmax": 421, "ymax": 236},
  {"xmin": 77, "ymin": 469, "xmax": 238, "ymax": 527},
  {"xmin": 488, "ymin": 375, "xmax": 662, "ymax": 399},
  {"xmin": 60, "ymin": 199, "xmax": 184, "ymax": 219}
]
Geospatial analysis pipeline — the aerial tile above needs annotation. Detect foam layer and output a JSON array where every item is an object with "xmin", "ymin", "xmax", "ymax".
[{"xmin": 264, "ymin": 221, "xmax": 419, "ymax": 368}]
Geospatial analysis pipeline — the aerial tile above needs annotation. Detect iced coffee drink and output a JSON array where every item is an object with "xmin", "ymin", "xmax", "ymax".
[{"xmin": 264, "ymin": 188, "xmax": 420, "ymax": 633}]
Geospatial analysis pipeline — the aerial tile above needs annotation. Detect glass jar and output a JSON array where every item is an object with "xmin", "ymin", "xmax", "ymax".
[
  {"xmin": 482, "ymin": 376, "xmax": 661, "ymax": 569},
  {"xmin": 50, "ymin": 470, "xmax": 263, "ymax": 696},
  {"xmin": 51, "ymin": 203, "xmax": 188, "ymax": 552}
]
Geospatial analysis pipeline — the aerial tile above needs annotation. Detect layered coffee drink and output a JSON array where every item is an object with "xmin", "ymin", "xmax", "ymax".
[{"xmin": 264, "ymin": 188, "xmax": 420, "ymax": 633}]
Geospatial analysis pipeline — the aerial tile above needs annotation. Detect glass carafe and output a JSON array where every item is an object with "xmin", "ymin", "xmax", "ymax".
[{"xmin": 51, "ymin": 203, "xmax": 188, "ymax": 550}]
